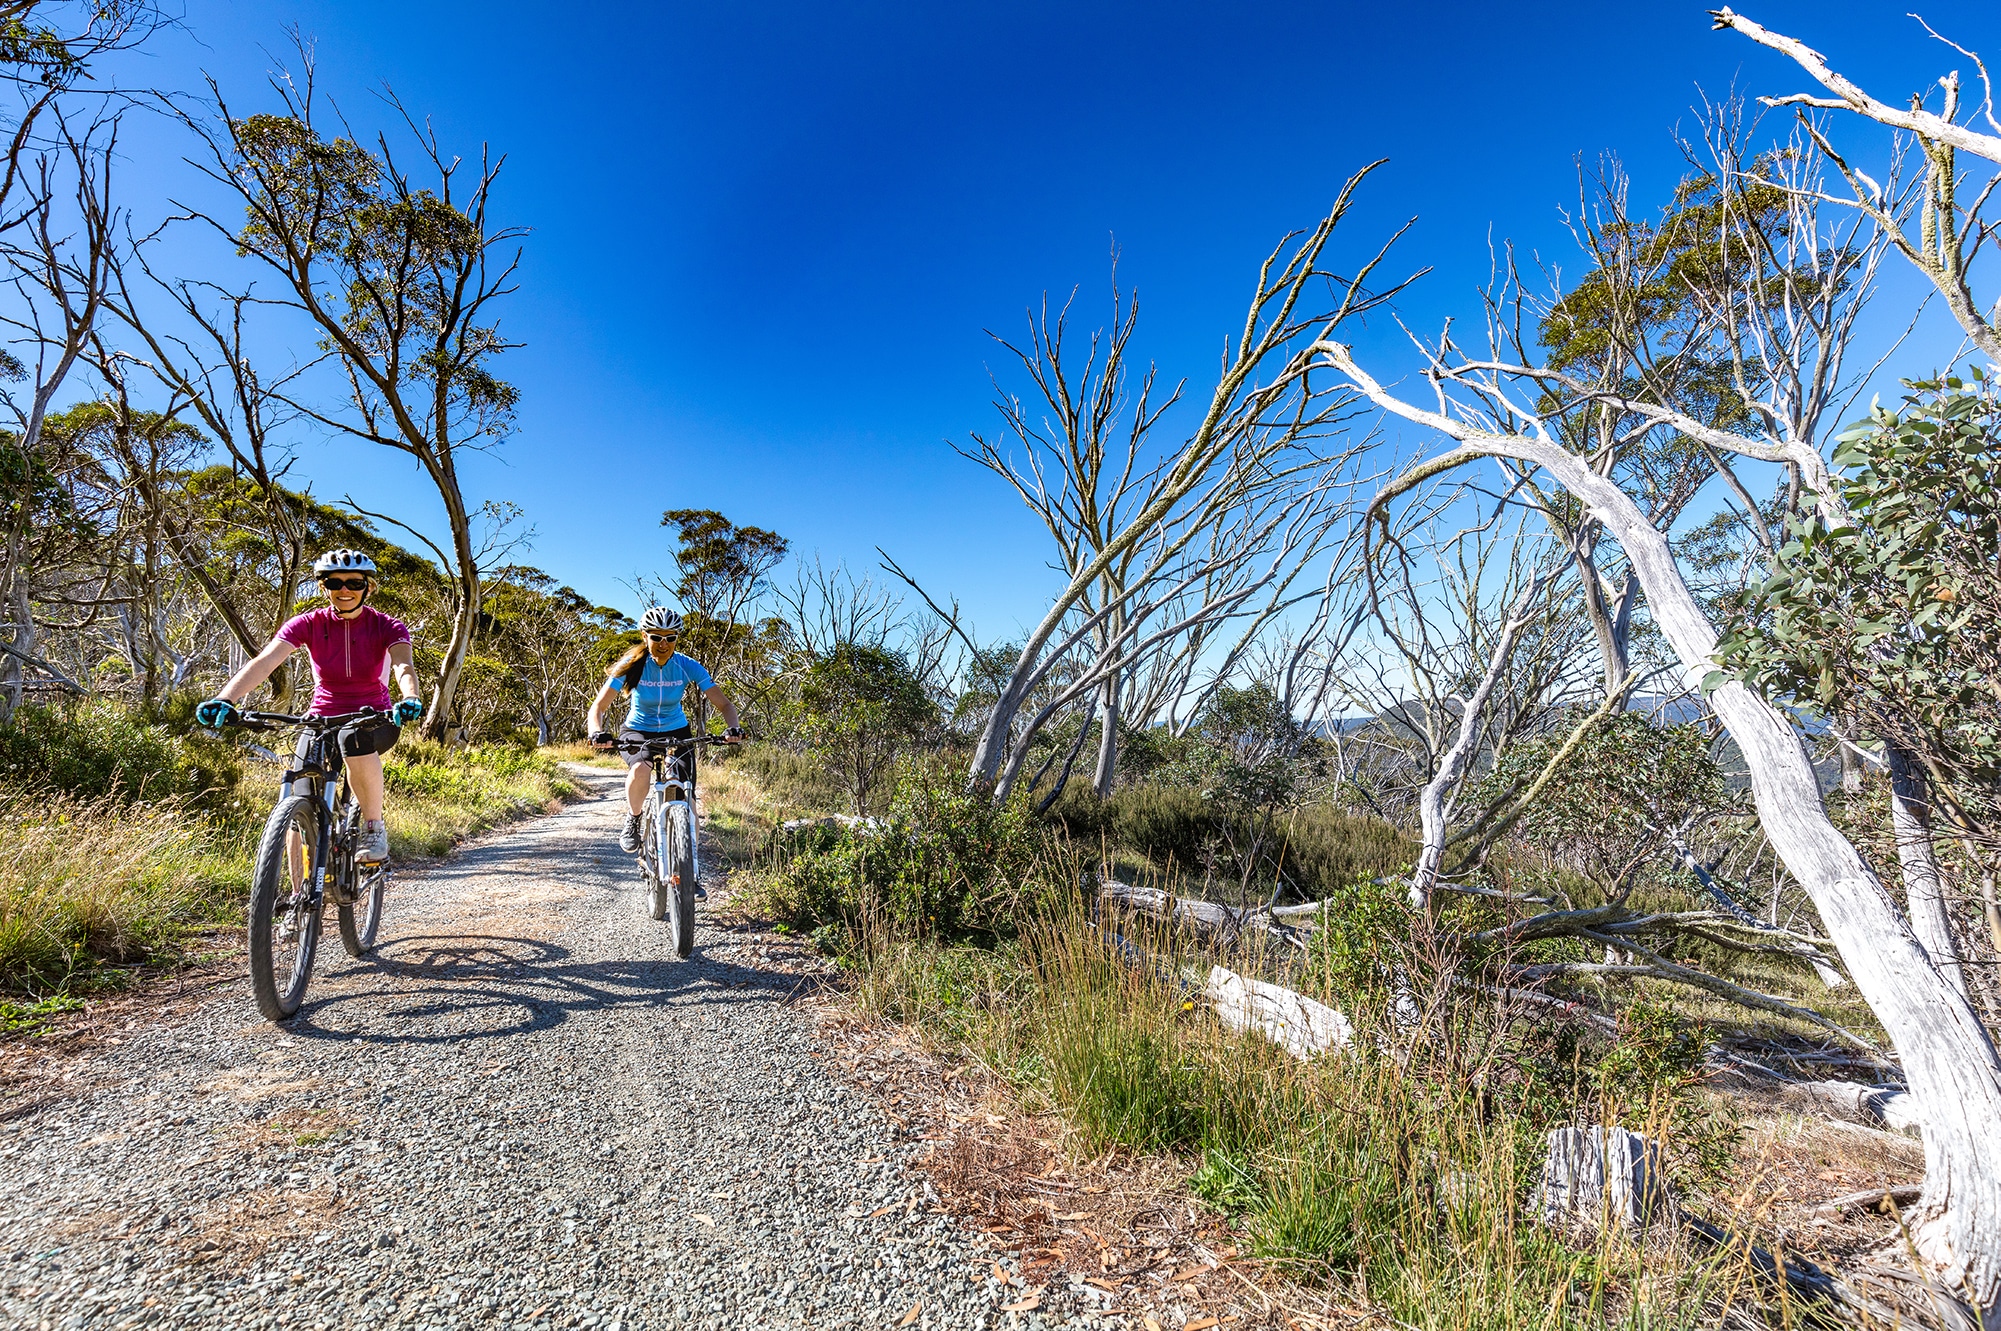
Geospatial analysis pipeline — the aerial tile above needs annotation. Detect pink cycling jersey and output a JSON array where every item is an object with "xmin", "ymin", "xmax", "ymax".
[{"xmin": 277, "ymin": 606, "xmax": 412, "ymax": 716}]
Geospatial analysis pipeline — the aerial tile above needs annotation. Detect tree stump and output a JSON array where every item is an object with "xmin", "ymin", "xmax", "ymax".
[{"xmin": 1532, "ymin": 1126, "xmax": 1674, "ymax": 1231}]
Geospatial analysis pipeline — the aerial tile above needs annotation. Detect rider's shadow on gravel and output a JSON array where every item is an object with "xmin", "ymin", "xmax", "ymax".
[{"xmin": 278, "ymin": 933, "xmax": 816, "ymax": 1044}]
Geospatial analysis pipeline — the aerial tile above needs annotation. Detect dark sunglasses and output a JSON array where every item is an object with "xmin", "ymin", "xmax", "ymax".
[
  {"xmin": 645, "ymin": 632, "xmax": 678, "ymax": 643},
  {"xmin": 321, "ymin": 576, "xmax": 370, "ymax": 592}
]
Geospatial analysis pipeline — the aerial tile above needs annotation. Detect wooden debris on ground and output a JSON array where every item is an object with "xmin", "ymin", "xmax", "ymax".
[{"xmin": 1202, "ymin": 965, "xmax": 1352, "ymax": 1059}]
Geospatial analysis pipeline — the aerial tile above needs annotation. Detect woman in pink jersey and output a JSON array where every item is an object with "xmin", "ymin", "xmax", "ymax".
[{"xmin": 198, "ymin": 550, "xmax": 426, "ymax": 864}]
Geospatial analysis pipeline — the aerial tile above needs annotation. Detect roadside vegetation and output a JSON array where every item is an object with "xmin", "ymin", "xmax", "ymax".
[{"xmin": 0, "ymin": 698, "xmax": 577, "ymax": 1009}]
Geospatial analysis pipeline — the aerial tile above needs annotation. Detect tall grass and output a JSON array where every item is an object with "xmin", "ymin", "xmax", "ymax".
[
  {"xmin": 382, "ymin": 739, "xmax": 579, "ymax": 857},
  {"xmin": 0, "ymin": 787, "xmax": 248, "ymax": 995},
  {"xmin": 0, "ymin": 719, "xmax": 583, "ymax": 1001},
  {"xmin": 843, "ymin": 895, "xmax": 1814, "ymax": 1329}
]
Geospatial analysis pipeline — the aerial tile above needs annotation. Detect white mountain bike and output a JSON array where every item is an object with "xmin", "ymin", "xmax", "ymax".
[{"xmin": 611, "ymin": 733, "xmax": 730, "ymax": 957}]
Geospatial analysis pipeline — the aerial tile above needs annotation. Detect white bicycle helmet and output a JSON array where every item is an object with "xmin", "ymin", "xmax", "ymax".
[
  {"xmin": 312, "ymin": 548, "xmax": 378, "ymax": 577},
  {"xmin": 639, "ymin": 606, "xmax": 683, "ymax": 633}
]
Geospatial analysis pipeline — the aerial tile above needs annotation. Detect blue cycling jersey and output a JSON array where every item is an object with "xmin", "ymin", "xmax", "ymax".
[{"xmin": 611, "ymin": 653, "xmax": 715, "ymax": 731}]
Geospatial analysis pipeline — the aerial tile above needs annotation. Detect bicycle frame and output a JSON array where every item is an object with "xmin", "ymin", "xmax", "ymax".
[
  {"xmin": 644, "ymin": 744, "xmax": 701, "ymax": 883},
  {"xmin": 242, "ymin": 708, "xmax": 388, "ymax": 908}
]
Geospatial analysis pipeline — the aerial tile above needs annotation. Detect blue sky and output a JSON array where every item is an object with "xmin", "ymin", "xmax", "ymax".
[{"xmin": 100, "ymin": 0, "xmax": 1991, "ymax": 637}]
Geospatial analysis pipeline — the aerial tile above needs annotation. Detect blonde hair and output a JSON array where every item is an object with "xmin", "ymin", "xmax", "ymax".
[{"xmin": 609, "ymin": 642, "xmax": 647, "ymax": 678}]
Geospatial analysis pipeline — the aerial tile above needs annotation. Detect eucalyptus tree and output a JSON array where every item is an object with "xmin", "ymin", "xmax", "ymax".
[
  {"xmin": 959, "ymin": 163, "xmax": 1413, "ymax": 801},
  {"xmin": 172, "ymin": 49, "xmax": 525, "ymax": 741},
  {"xmin": 1317, "ymin": 115, "xmax": 2001, "ymax": 1312}
]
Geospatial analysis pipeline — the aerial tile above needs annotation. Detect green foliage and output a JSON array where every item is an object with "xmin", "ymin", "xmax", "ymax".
[
  {"xmin": 1473, "ymin": 711, "xmax": 1728, "ymax": 892},
  {"xmin": 1716, "ymin": 374, "xmax": 2001, "ymax": 840},
  {"xmin": 1302, "ymin": 874, "xmax": 1414, "ymax": 1004},
  {"xmin": 0, "ymin": 700, "xmax": 243, "ymax": 811},
  {"xmin": 796, "ymin": 643, "xmax": 939, "ymax": 815},
  {"xmin": 1046, "ymin": 781, "xmax": 1412, "ymax": 899},
  {"xmin": 757, "ymin": 766, "xmax": 1058, "ymax": 942}
]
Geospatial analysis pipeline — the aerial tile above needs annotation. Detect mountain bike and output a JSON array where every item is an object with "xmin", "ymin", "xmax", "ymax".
[
  {"xmin": 612, "ymin": 733, "xmax": 732, "ymax": 958},
  {"xmin": 224, "ymin": 708, "xmax": 394, "ymax": 1020}
]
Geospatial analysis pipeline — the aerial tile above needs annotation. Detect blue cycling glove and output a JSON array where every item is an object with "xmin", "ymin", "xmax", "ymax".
[
  {"xmin": 195, "ymin": 698, "xmax": 239, "ymax": 729},
  {"xmin": 392, "ymin": 698, "xmax": 425, "ymax": 726}
]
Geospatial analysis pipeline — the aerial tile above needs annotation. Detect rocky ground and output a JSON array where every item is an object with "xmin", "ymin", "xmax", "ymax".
[{"xmin": 0, "ymin": 769, "xmax": 1110, "ymax": 1331}]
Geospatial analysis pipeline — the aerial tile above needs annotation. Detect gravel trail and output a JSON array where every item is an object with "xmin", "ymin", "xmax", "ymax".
[{"xmin": 0, "ymin": 769, "xmax": 1063, "ymax": 1331}]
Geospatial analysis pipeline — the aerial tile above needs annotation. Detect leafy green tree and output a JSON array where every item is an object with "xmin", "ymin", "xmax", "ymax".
[
  {"xmin": 1717, "ymin": 375, "xmax": 2001, "ymax": 960},
  {"xmin": 181, "ymin": 57, "xmax": 525, "ymax": 741},
  {"xmin": 653, "ymin": 509, "xmax": 788, "ymax": 729},
  {"xmin": 797, "ymin": 643, "xmax": 937, "ymax": 816}
]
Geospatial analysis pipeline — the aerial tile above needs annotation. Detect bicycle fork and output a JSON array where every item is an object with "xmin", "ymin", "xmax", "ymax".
[{"xmin": 652, "ymin": 776, "xmax": 701, "ymax": 884}]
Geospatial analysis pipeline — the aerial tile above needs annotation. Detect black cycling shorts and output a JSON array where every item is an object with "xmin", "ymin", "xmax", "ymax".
[
  {"xmin": 293, "ymin": 719, "xmax": 402, "ymax": 763},
  {"xmin": 618, "ymin": 725, "xmax": 692, "ymax": 768}
]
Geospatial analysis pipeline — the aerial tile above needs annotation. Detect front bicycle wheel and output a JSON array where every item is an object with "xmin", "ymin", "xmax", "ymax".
[
  {"xmin": 335, "ymin": 801, "xmax": 386, "ymax": 957},
  {"xmin": 248, "ymin": 795, "xmax": 323, "ymax": 1021},
  {"xmin": 641, "ymin": 795, "xmax": 669, "ymax": 921},
  {"xmin": 664, "ymin": 802, "xmax": 696, "ymax": 959}
]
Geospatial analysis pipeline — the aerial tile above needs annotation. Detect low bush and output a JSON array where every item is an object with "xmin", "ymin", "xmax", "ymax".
[
  {"xmin": 753, "ymin": 765, "xmax": 1069, "ymax": 942},
  {"xmin": 0, "ymin": 699, "xmax": 243, "ymax": 812}
]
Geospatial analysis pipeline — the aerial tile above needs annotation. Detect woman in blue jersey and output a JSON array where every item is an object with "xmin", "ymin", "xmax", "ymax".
[{"xmin": 587, "ymin": 606, "xmax": 744, "ymax": 853}]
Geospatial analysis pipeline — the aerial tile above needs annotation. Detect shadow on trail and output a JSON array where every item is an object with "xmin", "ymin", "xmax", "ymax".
[{"xmin": 281, "ymin": 932, "xmax": 812, "ymax": 1045}]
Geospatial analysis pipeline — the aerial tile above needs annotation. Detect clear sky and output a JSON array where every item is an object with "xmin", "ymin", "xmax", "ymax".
[{"xmin": 97, "ymin": 0, "xmax": 1993, "ymax": 636}]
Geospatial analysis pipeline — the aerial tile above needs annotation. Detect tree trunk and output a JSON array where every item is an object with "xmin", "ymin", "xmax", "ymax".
[
  {"xmin": 420, "ymin": 481, "xmax": 481, "ymax": 744},
  {"xmin": 2, "ymin": 526, "xmax": 37, "ymax": 723},
  {"xmin": 1411, "ymin": 585, "xmax": 1541, "ymax": 908},
  {"xmin": 1538, "ymin": 447, "xmax": 2001, "ymax": 1313},
  {"xmin": 1325, "ymin": 346, "xmax": 2001, "ymax": 1314},
  {"xmin": 1888, "ymin": 744, "xmax": 1965, "ymax": 999},
  {"xmin": 1092, "ymin": 675, "xmax": 1120, "ymax": 798}
]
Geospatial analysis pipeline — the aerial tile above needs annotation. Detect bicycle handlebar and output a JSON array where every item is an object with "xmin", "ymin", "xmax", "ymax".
[
  {"xmin": 603, "ymin": 733, "xmax": 739, "ymax": 754},
  {"xmin": 228, "ymin": 707, "xmax": 393, "ymax": 733}
]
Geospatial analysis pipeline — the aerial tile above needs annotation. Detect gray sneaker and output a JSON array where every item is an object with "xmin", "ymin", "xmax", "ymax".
[
  {"xmin": 357, "ymin": 821, "xmax": 389, "ymax": 864},
  {"xmin": 619, "ymin": 814, "xmax": 642, "ymax": 854}
]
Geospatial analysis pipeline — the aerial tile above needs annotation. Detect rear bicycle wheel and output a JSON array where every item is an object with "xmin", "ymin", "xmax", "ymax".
[
  {"xmin": 335, "ymin": 800, "xmax": 385, "ymax": 957},
  {"xmin": 664, "ymin": 802, "xmax": 696, "ymax": 959},
  {"xmin": 248, "ymin": 795, "xmax": 323, "ymax": 1021},
  {"xmin": 641, "ymin": 795, "xmax": 668, "ymax": 921}
]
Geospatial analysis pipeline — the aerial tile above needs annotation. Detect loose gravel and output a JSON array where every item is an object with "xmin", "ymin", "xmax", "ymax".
[{"xmin": 0, "ymin": 769, "xmax": 1088, "ymax": 1330}]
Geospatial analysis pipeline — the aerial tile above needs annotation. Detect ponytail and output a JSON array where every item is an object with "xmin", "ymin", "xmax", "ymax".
[{"xmin": 609, "ymin": 643, "xmax": 647, "ymax": 683}]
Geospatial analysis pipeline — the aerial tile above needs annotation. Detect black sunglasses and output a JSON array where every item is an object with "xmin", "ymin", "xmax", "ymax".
[
  {"xmin": 645, "ymin": 632, "xmax": 678, "ymax": 643},
  {"xmin": 321, "ymin": 576, "xmax": 370, "ymax": 592}
]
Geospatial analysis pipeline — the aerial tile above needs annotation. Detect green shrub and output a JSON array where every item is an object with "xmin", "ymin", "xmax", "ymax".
[
  {"xmin": 0, "ymin": 699, "xmax": 242, "ymax": 812},
  {"xmin": 757, "ymin": 765, "xmax": 1063, "ymax": 941}
]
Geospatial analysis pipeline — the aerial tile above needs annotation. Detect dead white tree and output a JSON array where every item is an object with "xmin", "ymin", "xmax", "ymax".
[
  {"xmin": 0, "ymin": 115, "xmax": 115, "ymax": 720},
  {"xmin": 1711, "ymin": 7, "xmax": 2001, "ymax": 361},
  {"xmin": 1319, "ymin": 337, "xmax": 2001, "ymax": 1317},
  {"xmin": 960, "ymin": 162, "xmax": 1416, "ymax": 798}
]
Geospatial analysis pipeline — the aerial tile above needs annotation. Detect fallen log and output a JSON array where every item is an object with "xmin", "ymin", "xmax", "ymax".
[
  {"xmin": 1781, "ymin": 1079, "xmax": 1923, "ymax": 1138},
  {"xmin": 1201, "ymin": 965, "xmax": 1352, "ymax": 1059},
  {"xmin": 1095, "ymin": 878, "xmax": 1305, "ymax": 951},
  {"xmin": 1816, "ymin": 1184, "xmax": 1923, "ymax": 1217}
]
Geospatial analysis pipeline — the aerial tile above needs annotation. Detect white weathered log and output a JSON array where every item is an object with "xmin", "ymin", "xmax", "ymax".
[
  {"xmin": 1201, "ymin": 965, "xmax": 1353, "ymax": 1060},
  {"xmin": 1096, "ymin": 879, "xmax": 1304, "ymax": 951},
  {"xmin": 1785, "ymin": 1079, "xmax": 1924, "ymax": 1139},
  {"xmin": 1532, "ymin": 1126, "xmax": 1674, "ymax": 1231},
  {"xmin": 778, "ymin": 814, "xmax": 884, "ymax": 834}
]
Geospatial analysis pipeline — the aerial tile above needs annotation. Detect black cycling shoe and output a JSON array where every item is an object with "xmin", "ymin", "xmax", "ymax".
[
  {"xmin": 618, "ymin": 815, "xmax": 642, "ymax": 854},
  {"xmin": 692, "ymin": 884, "xmax": 707, "ymax": 901}
]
